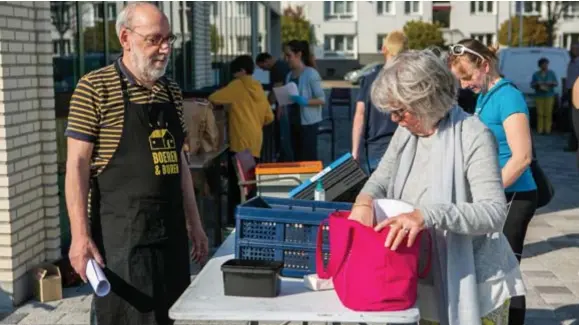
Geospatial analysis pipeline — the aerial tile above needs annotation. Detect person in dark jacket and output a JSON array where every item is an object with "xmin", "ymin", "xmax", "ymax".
[{"xmin": 352, "ymin": 31, "xmax": 407, "ymax": 173}]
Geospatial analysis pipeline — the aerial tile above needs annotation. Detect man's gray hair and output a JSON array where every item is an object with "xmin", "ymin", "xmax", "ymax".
[
  {"xmin": 116, "ymin": 2, "xmax": 160, "ymax": 38},
  {"xmin": 371, "ymin": 50, "xmax": 458, "ymax": 129}
]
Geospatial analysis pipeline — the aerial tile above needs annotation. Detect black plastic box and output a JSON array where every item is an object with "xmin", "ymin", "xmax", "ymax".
[{"xmin": 221, "ymin": 259, "xmax": 283, "ymax": 298}]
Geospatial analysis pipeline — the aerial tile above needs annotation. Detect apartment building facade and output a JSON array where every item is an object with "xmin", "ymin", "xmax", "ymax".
[{"xmin": 283, "ymin": 1, "xmax": 579, "ymax": 79}]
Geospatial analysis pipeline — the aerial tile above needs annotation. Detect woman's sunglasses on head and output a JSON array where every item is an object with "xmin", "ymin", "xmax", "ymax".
[{"xmin": 449, "ymin": 44, "xmax": 485, "ymax": 61}]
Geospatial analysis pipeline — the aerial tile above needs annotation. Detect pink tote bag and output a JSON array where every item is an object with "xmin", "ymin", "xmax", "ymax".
[{"xmin": 316, "ymin": 211, "xmax": 431, "ymax": 312}]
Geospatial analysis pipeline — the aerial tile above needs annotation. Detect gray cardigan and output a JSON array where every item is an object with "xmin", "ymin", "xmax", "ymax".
[{"xmin": 361, "ymin": 111, "xmax": 525, "ymax": 324}]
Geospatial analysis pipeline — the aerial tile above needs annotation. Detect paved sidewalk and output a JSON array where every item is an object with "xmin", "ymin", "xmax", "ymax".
[{"xmin": 1, "ymin": 130, "xmax": 578, "ymax": 324}]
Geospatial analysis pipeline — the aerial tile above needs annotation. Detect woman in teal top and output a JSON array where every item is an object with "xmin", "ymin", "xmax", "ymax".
[
  {"xmin": 531, "ymin": 57, "xmax": 558, "ymax": 134},
  {"xmin": 449, "ymin": 39, "xmax": 537, "ymax": 325}
]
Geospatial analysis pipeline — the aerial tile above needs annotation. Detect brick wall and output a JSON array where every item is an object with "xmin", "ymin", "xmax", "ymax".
[{"xmin": 0, "ymin": 1, "xmax": 60, "ymax": 307}]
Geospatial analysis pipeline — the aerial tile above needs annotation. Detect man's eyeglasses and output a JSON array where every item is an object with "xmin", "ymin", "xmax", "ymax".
[
  {"xmin": 449, "ymin": 44, "xmax": 485, "ymax": 61},
  {"xmin": 127, "ymin": 27, "xmax": 177, "ymax": 47}
]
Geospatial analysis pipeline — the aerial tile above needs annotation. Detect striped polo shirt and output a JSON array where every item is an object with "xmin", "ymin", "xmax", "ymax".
[{"xmin": 64, "ymin": 59, "xmax": 187, "ymax": 177}]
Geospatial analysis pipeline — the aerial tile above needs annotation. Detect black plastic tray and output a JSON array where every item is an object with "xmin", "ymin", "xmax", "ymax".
[{"xmin": 221, "ymin": 259, "xmax": 283, "ymax": 298}]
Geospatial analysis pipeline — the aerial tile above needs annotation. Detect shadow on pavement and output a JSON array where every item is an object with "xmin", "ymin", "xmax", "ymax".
[{"xmin": 526, "ymin": 304, "xmax": 579, "ymax": 325}]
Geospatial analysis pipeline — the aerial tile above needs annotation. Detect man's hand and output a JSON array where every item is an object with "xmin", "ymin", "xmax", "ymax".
[
  {"xmin": 352, "ymin": 150, "xmax": 359, "ymax": 161},
  {"xmin": 69, "ymin": 235, "xmax": 104, "ymax": 282},
  {"xmin": 188, "ymin": 227, "xmax": 209, "ymax": 263}
]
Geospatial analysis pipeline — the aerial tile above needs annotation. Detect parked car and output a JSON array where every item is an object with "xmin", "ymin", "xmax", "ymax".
[{"xmin": 344, "ymin": 62, "xmax": 383, "ymax": 85}]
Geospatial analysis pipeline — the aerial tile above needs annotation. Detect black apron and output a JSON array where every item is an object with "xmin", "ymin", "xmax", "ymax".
[{"xmin": 90, "ymin": 61, "xmax": 190, "ymax": 325}]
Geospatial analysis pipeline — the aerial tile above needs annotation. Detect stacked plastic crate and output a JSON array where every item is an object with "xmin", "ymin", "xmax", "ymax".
[{"xmin": 234, "ymin": 196, "xmax": 352, "ymax": 277}]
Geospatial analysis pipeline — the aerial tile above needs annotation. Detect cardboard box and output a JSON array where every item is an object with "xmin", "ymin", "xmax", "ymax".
[{"xmin": 32, "ymin": 263, "xmax": 63, "ymax": 302}]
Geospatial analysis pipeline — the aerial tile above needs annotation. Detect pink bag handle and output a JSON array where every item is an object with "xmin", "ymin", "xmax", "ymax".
[
  {"xmin": 315, "ymin": 218, "xmax": 353, "ymax": 279},
  {"xmin": 316, "ymin": 217, "xmax": 434, "ymax": 280}
]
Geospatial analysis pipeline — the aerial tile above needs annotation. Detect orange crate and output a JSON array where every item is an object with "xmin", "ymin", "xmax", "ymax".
[{"xmin": 255, "ymin": 161, "xmax": 323, "ymax": 175}]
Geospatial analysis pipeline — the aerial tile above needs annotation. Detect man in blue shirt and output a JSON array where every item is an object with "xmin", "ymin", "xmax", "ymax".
[{"xmin": 351, "ymin": 31, "xmax": 407, "ymax": 172}]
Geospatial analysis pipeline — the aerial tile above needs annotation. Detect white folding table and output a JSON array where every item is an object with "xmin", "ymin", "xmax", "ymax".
[{"xmin": 169, "ymin": 233, "xmax": 421, "ymax": 325}]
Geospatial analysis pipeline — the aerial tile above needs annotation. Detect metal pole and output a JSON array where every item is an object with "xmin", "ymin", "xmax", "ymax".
[
  {"xmin": 170, "ymin": 1, "xmax": 176, "ymax": 82},
  {"xmin": 181, "ymin": 1, "xmax": 188, "ymax": 89},
  {"xmin": 250, "ymin": 1, "xmax": 259, "ymax": 58},
  {"xmin": 518, "ymin": 1, "xmax": 524, "ymax": 46},
  {"xmin": 508, "ymin": 1, "xmax": 512, "ymax": 46},
  {"xmin": 495, "ymin": 1, "xmax": 499, "ymax": 45},
  {"xmin": 103, "ymin": 2, "xmax": 109, "ymax": 65},
  {"xmin": 75, "ymin": 1, "xmax": 85, "ymax": 79}
]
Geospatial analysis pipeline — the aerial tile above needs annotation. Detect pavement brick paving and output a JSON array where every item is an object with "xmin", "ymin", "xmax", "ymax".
[{"xmin": 3, "ymin": 95, "xmax": 578, "ymax": 324}]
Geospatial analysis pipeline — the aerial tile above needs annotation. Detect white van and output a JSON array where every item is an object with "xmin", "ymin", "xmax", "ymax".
[{"xmin": 498, "ymin": 47, "xmax": 570, "ymax": 109}]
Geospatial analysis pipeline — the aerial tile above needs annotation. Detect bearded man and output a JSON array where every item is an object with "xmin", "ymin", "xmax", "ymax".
[{"xmin": 64, "ymin": 2, "xmax": 208, "ymax": 324}]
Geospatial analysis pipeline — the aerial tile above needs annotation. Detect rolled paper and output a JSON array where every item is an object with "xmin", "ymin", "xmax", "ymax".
[{"xmin": 86, "ymin": 259, "xmax": 111, "ymax": 297}]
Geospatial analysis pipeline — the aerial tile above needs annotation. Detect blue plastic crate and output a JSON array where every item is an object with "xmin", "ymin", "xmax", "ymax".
[{"xmin": 234, "ymin": 196, "xmax": 352, "ymax": 278}]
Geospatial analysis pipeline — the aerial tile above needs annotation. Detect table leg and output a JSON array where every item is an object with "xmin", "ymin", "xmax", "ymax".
[
  {"xmin": 225, "ymin": 150, "xmax": 233, "ymax": 227},
  {"xmin": 214, "ymin": 156, "xmax": 223, "ymax": 245}
]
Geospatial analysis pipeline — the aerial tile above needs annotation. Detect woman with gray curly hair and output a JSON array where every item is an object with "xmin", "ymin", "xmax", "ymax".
[{"xmin": 348, "ymin": 50, "xmax": 525, "ymax": 325}]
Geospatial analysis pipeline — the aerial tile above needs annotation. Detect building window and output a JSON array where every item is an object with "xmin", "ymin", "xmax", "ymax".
[
  {"xmin": 52, "ymin": 39, "xmax": 71, "ymax": 56},
  {"xmin": 377, "ymin": 1, "xmax": 394, "ymax": 15},
  {"xmin": 404, "ymin": 1, "xmax": 421, "ymax": 15},
  {"xmin": 323, "ymin": 34, "xmax": 356, "ymax": 58},
  {"xmin": 433, "ymin": 1, "xmax": 451, "ymax": 28},
  {"xmin": 564, "ymin": 1, "xmax": 579, "ymax": 18},
  {"xmin": 470, "ymin": 1, "xmax": 494, "ymax": 14},
  {"xmin": 563, "ymin": 33, "xmax": 579, "ymax": 49},
  {"xmin": 324, "ymin": 1, "xmax": 355, "ymax": 20},
  {"xmin": 377, "ymin": 34, "xmax": 387, "ymax": 52},
  {"xmin": 236, "ymin": 36, "xmax": 251, "ymax": 54},
  {"xmin": 94, "ymin": 3, "xmax": 116, "ymax": 20},
  {"xmin": 516, "ymin": 1, "xmax": 541, "ymax": 15},
  {"xmin": 471, "ymin": 33, "xmax": 494, "ymax": 46},
  {"xmin": 211, "ymin": 2, "xmax": 218, "ymax": 16},
  {"xmin": 236, "ymin": 2, "xmax": 250, "ymax": 16}
]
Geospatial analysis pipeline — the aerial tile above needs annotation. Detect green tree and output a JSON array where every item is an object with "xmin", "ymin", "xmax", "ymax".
[
  {"xmin": 281, "ymin": 5, "xmax": 314, "ymax": 45},
  {"xmin": 210, "ymin": 24, "xmax": 223, "ymax": 54},
  {"xmin": 498, "ymin": 16, "xmax": 548, "ymax": 47},
  {"xmin": 403, "ymin": 20, "xmax": 445, "ymax": 50},
  {"xmin": 82, "ymin": 21, "xmax": 121, "ymax": 53}
]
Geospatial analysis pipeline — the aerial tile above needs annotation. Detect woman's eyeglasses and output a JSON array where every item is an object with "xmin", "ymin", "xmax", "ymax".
[
  {"xmin": 449, "ymin": 44, "xmax": 485, "ymax": 61},
  {"xmin": 389, "ymin": 107, "xmax": 408, "ymax": 120}
]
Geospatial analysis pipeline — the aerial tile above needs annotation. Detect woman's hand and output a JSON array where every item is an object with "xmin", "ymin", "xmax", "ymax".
[
  {"xmin": 348, "ymin": 203, "xmax": 375, "ymax": 227},
  {"xmin": 374, "ymin": 209, "xmax": 426, "ymax": 251}
]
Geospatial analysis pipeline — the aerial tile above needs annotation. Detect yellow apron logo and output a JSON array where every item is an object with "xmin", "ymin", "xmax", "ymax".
[{"xmin": 149, "ymin": 129, "xmax": 180, "ymax": 176}]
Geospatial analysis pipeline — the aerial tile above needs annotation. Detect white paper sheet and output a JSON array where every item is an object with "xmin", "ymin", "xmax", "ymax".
[
  {"xmin": 273, "ymin": 82, "xmax": 299, "ymax": 106},
  {"xmin": 86, "ymin": 259, "xmax": 111, "ymax": 297},
  {"xmin": 373, "ymin": 199, "xmax": 415, "ymax": 224},
  {"xmin": 303, "ymin": 274, "xmax": 334, "ymax": 291}
]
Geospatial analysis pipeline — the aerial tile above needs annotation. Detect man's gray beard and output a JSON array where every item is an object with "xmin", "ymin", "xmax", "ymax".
[{"xmin": 131, "ymin": 50, "xmax": 168, "ymax": 83}]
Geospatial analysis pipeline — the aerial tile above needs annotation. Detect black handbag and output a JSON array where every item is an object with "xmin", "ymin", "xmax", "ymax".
[{"xmin": 530, "ymin": 146, "xmax": 554, "ymax": 208}]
